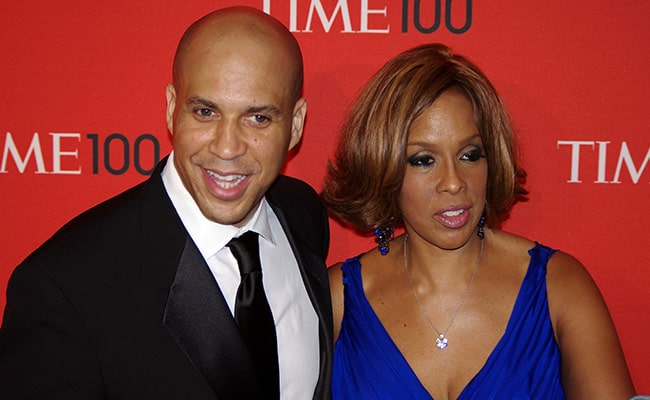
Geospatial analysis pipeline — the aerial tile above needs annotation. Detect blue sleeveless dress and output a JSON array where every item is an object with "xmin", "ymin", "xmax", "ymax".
[{"xmin": 332, "ymin": 243, "xmax": 566, "ymax": 399}]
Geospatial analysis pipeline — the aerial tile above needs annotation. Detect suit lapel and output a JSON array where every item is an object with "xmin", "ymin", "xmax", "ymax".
[
  {"xmin": 278, "ymin": 219, "xmax": 331, "ymax": 328},
  {"xmin": 139, "ymin": 165, "xmax": 331, "ymax": 399},
  {"xmin": 162, "ymin": 239, "xmax": 258, "ymax": 398},
  {"xmin": 138, "ymin": 158, "xmax": 260, "ymax": 399},
  {"xmin": 266, "ymin": 177, "xmax": 334, "ymax": 399},
  {"xmin": 265, "ymin": 177, "xmax": 331, "ymax": 319},
  {"xmin": 277, "ymin": 219, "xmax": 333, "ymax": 399}
]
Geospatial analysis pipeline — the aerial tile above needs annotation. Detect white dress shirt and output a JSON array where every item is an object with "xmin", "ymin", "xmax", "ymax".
[{"xmin": 161, "ymin": 152, "xmax": 319, "ymax": 399}]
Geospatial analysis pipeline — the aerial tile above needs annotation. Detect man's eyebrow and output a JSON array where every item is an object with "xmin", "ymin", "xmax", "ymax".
[
  {"xmin": 186, "ymin": 96, "xmax": 283, "ymax": 116},
  {"xmin": 187, "ymin": 96, "xmax": 218, "ymax": 109},
  {"xmin": 247, "ymin": 105, "xmax": 283, "ymax": 116}
]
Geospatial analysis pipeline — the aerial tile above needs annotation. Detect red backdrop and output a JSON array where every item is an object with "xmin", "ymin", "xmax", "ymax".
[{"xmin": 1, "ymin": 0, "xmax": 648, "ymax": 391}]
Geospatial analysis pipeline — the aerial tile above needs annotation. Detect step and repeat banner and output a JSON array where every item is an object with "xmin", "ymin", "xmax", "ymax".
[{"xmin": 1, "ymin": 0, "xmax": 648, "ymax": 390}]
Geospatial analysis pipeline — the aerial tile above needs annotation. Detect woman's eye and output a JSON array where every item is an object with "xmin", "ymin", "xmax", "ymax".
[
  {"xmin": 407, "ymin": 154, "xmax": 435, "ymax": 167},
  {"xmin": 461, "ymin": 149, "xmax": 485, "ymax": 162}
]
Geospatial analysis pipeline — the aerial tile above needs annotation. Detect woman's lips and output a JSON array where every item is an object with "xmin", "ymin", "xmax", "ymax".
[{"xmin": 435, "ymin": 207, "xmax": 471, "ymax": 228}]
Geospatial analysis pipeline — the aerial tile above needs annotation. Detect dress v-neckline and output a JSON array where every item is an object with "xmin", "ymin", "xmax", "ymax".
[{"xmin": 355, "ymin": 245, "xmax": 539, "ymax": 399}]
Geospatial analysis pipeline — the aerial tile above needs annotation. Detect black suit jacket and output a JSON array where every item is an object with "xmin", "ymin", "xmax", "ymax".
[{"xmin": 0, "ymin": 158, "xmax": 333, "ymax": 399}]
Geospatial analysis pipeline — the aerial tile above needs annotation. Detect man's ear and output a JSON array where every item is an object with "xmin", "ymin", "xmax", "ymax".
[
  {"xmin": 288, "ymin": 97, "xmax": 307, "ymax": 151},
  {"xmin": 165, "ymin": 83, "xmax": 177, "ymax": 134}
]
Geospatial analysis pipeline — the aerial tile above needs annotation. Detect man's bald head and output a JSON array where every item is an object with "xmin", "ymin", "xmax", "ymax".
[{"xmin": 172, "ymin": 6, "xmax": 304, "ymax": 102}]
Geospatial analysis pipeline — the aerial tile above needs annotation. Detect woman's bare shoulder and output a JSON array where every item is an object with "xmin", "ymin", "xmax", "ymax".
[
  {"xmin": 545, "ymin": 249, "xmax": 600, "ymax": 304},
  {"xmin": 544, "ymin": 249, "xmax": 636, "ymax": 397},
  {"xmin": 487, "ymin": 229, "xmax": 536, "ymax": 263}
]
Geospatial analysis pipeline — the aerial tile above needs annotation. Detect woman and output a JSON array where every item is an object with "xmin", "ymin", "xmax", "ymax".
[{"xmin": 321, "ymin": 44, "xmax": 635, "ymax": 399}]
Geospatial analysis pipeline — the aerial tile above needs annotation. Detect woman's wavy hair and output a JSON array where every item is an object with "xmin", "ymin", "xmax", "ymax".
[{"xmin": 321, "ymin": 43, "xmax": 527, "ymax": 233}]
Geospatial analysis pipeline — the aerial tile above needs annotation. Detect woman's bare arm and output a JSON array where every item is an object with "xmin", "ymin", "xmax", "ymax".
[{"xmin": 547, "ymin": 251, "xmax": 635, "ymax": 399}]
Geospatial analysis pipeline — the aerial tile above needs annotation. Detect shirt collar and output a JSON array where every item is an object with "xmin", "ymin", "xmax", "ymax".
[{"xmin": 161, "ymin": 152, "xmax": 275, "ymax": 259}]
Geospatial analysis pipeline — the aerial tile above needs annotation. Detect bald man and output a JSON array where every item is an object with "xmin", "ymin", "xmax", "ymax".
[{"xmin": 0, "ymin": 7, "xmax": 332, "ymax": 399}]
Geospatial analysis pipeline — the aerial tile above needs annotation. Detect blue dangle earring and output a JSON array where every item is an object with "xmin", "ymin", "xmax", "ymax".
[
  {"xmin": 477, "ymin": 212, "xmax": 486, "ymax": 239},
  {"xmin": 374, "ymin": 220, "xmax": 395, "ymax": 255}
]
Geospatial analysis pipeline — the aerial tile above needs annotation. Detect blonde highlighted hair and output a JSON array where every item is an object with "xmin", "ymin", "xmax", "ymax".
[{"xmin": 321, "ymin": 43, "xmax": 527, "ymax": 233}]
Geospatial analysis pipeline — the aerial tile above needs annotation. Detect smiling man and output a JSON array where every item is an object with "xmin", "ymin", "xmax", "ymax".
[{"xmin": 0, "ymin": 6, "xmax": 332, "ymax": 400}]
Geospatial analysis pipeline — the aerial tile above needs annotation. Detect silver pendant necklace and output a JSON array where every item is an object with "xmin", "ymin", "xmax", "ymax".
[{"xmin": 402, "ymin": 233, "xmax": 484, "ymax": 350}]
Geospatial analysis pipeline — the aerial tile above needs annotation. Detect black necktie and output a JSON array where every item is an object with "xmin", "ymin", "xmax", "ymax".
[{"xmin": 227, "ymin": 231, "xmax": 280, "ymax": 399}]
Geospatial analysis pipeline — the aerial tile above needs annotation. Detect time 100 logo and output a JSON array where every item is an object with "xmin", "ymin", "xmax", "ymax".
[
  {"xmin": 0, "ymin": 132, "xmax": 162, "ymax": 176},
  {"xmin": 401, "ymin": 0, "xmax": 472, "ymax": 33},
  {"xmin": 87, "ymin": 133, "xmax": 160, "ymax": 175},
  {"xmin": 267, "ymin": 0, "xmax": 472, "ymax": 34}
]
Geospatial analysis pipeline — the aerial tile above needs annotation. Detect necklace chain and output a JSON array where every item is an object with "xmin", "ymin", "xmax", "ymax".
[{"xmin": 402, "ymin": 233, "xmax": 484, "ymax": 350}]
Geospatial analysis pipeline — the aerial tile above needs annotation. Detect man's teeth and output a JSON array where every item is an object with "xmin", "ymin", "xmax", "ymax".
[
  {"xmin": 442, "ymin": 209, "xmax": 465, "ymax": 217},
  {"xmin": 206, "ymin": 170, "xmax": 246, "ymax": 189}
]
